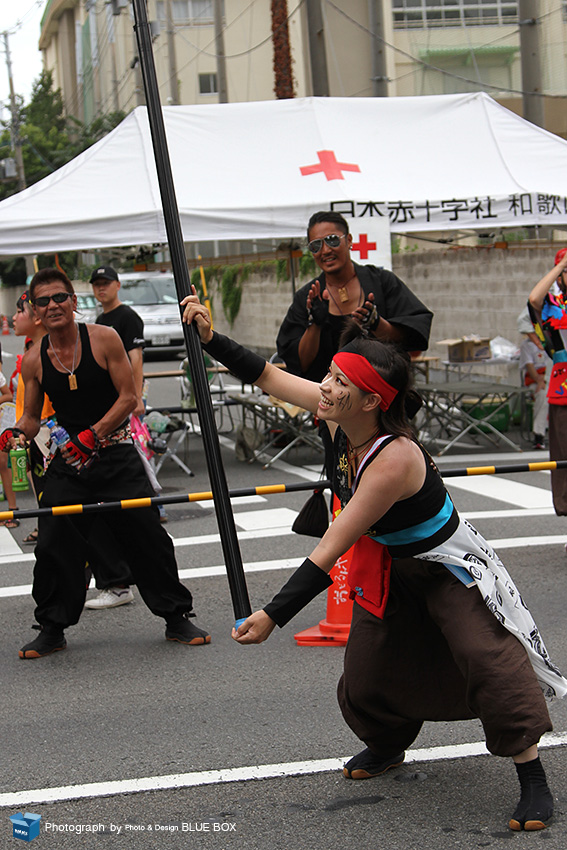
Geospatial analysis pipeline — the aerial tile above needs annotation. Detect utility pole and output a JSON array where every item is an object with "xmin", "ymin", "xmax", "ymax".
[
  {"xmin": 2, "ymin": 31, "xmax": 26, "ymax": 191},
  {"xmin": 369, "ymin": 0, "xmax": 388, "ymax": 97},
  {"xmin": 164, "ymin": 0, "xmax": 179, "ymax": 104},
  {"xmin": 306, "ymin": 0, "xmax": 329, "ymax": 96},
  {"xmin": 518, "ymin": 0, "xmax": 544, "ymax": 128},
  {"xmin": 131, "ymin": 29, "xmax": 145, "ymax": 106},
  {"xmin": 107, "ymin": 6, "xmax": 120, "ymax": 112},
  {"xmin": 213, "ymin": 0, "xmax": 228, "ymax": 103}
]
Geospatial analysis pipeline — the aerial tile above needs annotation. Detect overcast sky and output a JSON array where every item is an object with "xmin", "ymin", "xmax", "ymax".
[{"xmin": 0, "ymin": 0, "xmax": 45, "ymax": 117}]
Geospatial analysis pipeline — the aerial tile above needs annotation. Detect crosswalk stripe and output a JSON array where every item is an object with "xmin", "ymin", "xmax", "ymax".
[{"xmin": 447, "ymin": 476, "xmax": 553, "ymax": 508}]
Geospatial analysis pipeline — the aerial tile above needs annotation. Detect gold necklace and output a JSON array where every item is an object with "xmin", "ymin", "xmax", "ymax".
[
  {"xmin": 49, "ymin": 328, "xmax": 80, "ymax": 391},
  {"xmin": 335, "ymin": 273, "xmax": 357, "ymax": 303},
  {"xmin": 327, "ymin": 280, "xmax": 363, "ymax": 315}
]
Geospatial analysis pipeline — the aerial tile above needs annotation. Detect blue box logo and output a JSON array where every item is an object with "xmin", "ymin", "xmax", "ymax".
[{"xmin": 9, "ymin": 813, "xmax": 41, "ymax": 842}]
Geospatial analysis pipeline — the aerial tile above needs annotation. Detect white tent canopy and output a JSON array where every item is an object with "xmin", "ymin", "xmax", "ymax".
[{"xmin": 1, "ymin": 92, "xmax": 567, "ymax": 255}]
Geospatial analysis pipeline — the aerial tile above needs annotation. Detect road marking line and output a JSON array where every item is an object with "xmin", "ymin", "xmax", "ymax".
[
  {"xmin": 447, "ymin": 476, "xmax": 552, "ymax": 508},
  {"xmin": 0, "ymin": 526, "xmax": 23, "ymax": 555},
  {"xmin": 463, "ymin": 507, "xmax": 555, "ymax": 520},
  {"xmin": 234, "ymin": 507, "xmax": 298, "ymax": 531},
  {"xmin": 0, "ymin": 733, "xmax": 565, "ymax": 808},
  {"xmin": 3, "ymin": 530, "xmax": 567, "ymax": 599},
  {"xmin": 0, "ymin": 559, "xmax": 304, "ymax": 598},
  {"xmin": 194, "ymin": 494, "xmax": 267, "ymax": 508}
]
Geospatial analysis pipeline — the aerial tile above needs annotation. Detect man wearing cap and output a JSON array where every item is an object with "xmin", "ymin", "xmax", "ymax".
[
  {"xmin": 82, "ymin": 265, "xmax": 147, "ymax": 609},
  {"xmin": 529, "ymin": 248, "xmax": 567, "ymax": 519},
  {"xmin": 0, "ymin": 267, "xmax": 210, "ymax": 658},
  {"xmin": 91, "ymin": 266, "xmax": 145, "ymax": 417}
]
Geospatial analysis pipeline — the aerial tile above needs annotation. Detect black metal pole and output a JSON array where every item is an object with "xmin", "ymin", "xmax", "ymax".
[{"xmin": 131, "ymin": 0, "xmax": 251, "ymax": 625}]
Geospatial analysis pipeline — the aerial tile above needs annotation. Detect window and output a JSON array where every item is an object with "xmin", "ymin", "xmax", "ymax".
[
  {"xmin": 419, "ymin": 45, "xmax": 519, "ymax": 93},
  {"xmin": 199, "ymin": 72, "xmax": 218, "ymax": 94},
  {"xmin": 155, "ymin": 0, "xmax": 213, "ymax": 25},
  {"xmin": 393, "ymin": 0, "xmax": 518, "ymax": 28}
]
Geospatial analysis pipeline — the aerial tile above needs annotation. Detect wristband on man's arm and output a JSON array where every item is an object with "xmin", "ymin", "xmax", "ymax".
[
  {"xmin": 203, "ymin": 332, "xmax": 266, "ymax": 385},
  {"xmin": 263, "ymin": 558, "xmax": 333, "ymax": 627}
]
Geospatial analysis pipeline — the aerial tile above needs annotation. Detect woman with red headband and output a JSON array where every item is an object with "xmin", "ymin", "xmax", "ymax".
[{"xmin": 182, "ymin": 291, "xmax": 565, "ymax": 832}]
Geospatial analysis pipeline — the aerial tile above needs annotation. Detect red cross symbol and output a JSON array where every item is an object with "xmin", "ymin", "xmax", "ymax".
[
  {"xmin": 299, "ymin": 150, "xmax": 361, "ymax": 181},
  {"xmin": 351, "ymin": 233, "xmax": 376, "ymax": 259}
]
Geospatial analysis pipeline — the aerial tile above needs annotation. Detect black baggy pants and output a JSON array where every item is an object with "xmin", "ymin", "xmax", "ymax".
[{"xmin": 32, "ymin": 444, "xmax": 193, "ymax": 631}]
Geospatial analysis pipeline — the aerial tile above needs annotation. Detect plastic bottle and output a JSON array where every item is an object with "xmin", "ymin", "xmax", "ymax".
[
  {"xmin": 46, "ymin": 420, "xmax": 82, "ymax": 469},
  {"xmin": 47, "ymin": 419, "xmax": 70, "ymax": 451},
  {"xmin": 9, "ymin": 445, "xmax": 29, "ymax": 491}
]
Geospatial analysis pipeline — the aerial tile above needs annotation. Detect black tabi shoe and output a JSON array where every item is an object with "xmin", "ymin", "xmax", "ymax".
[
  {"xmin": 509, "ymin": 757, "xmax": 554, "ymax": 831},
  {"xmin": 343, "ymin": 748, "xmax": 405, "ymax": 780},
  {"xmin": 19, "ymin": 626, "xmax": 66, "ymax": 659},
  {"xmin": 165, "ymin": 614, "xmax": 211, "ymax": 645}
]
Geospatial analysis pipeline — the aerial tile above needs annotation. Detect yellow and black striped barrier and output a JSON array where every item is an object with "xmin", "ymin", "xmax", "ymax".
[
  {"xmin": 441, "ymin": 460, "xmax": 567, "ymax": 478},
  {"xmin": 0, "ymin": 480, "xmax": 330, "ymax": 523},
  {"xmin": 0, "ymin": 460, "xmax": 565, "ymax": 523}
]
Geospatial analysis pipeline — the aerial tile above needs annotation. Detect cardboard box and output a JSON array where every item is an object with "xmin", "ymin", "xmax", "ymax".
[{"xmin": 437, "ymin": 337, "xmax": 491, "ymax": 363}]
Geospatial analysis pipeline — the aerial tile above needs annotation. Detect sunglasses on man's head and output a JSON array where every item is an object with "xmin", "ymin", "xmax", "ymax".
[
  {"xmin": 307, "ymin": 233, "xmax": 347, "ymax": 254},
  {"xmin": 33, "ymin": 292, "xmax": 73, "ymax": 308}
]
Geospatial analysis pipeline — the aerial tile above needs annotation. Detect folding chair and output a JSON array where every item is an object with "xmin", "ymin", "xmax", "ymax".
[{"xmin": 144, "ymin": 410, "xmax": 194, "ymax": 478}]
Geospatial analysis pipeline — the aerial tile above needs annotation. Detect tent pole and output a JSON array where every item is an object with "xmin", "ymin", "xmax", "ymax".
[{"xmin": 131, "ymin": 0, "xmax": 251, "ymax": 627}]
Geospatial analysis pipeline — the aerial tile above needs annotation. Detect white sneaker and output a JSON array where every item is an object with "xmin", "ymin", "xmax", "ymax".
[{"xmin": 84, "ymin": 587, "xmax": 134, "ymax": 609}]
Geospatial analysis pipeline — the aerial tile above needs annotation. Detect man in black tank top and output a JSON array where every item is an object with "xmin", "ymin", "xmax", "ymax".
[{"xmin": 0, "ymin": 268, "xmax": 210, "ymax": 658}]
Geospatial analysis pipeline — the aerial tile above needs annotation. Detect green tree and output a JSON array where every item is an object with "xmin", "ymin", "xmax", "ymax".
[{"xmin": 0, "ymin": 70, "xmax": 126, "ymax": 286}]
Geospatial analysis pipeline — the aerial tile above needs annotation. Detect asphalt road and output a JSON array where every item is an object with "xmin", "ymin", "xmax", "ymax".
[{"xmin": 0, "ymin": 335, "xmax": 566, "ymax": 849}]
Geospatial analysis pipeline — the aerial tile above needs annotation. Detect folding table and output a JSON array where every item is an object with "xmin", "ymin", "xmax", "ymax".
[{"xmin": 418, "ymin": 381, "xmax": 528, "ymax": 456}]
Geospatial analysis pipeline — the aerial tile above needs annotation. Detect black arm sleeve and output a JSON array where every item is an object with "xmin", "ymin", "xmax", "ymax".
[
  {"xmin": 263, "ymin": 558, "xmax": 333, "ymax": 627},
  {"xmin": 203, "ymin": 331, "xmax": 266, "ymax": 385}
]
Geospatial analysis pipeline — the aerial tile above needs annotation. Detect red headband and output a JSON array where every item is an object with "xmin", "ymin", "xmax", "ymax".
[{"xmin": 332, "ymin": 351, "xmax": 398, "ymax": 411}]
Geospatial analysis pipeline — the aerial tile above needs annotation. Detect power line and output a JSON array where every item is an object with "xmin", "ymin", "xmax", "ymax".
[
  {"xmin": 324, "ymin": 0, "xmax": 559, "ymax": 98},
  {"xmin": 0, "ymin": 0, "xmax": 45, "ymax": 38}
]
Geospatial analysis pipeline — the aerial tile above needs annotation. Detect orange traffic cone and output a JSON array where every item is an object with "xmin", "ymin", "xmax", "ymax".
[
  {"xmin": 1, "ymin": 316, "xmax": 9, "ymax": 335},
  {"xmin": 294, "ymin": 495, "xmax": 354, "ymax": 646}
]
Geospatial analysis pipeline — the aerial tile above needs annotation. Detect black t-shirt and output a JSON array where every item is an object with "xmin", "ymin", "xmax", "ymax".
[
  {"xmin": 276, "ymin": 263, "xmax": 433, "ymax": 381},
  {"xmin": 95, "ymin": 304, "xmax": 144, "ymax": 352}
]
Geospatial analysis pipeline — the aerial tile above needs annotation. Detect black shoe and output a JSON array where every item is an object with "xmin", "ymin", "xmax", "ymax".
[
  {"xmin": 19, "ymin": 626, "xmax": 66, "ymax": 659},
  {"xmin": 343, "ymin": 748, "xmax": 405, "ymax": 780},
  {"xmin": 165, "ymin": 614, "xmax": 211, "ymax": 645},
  {"xmin": 509, "ymin": 757, "xmax": 553, "ymax": 831}
]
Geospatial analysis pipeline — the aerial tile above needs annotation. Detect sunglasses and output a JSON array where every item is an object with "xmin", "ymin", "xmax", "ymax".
[
  {"xmin": 307, "ymin": 233, "xmax": 347, "ymax": 254},
  {"xmin": 33, "ymin": 292, "xmax": 73, "ymax": 308}
]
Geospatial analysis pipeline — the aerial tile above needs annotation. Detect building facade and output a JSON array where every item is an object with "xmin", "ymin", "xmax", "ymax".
[{"xmin": 37, "ymin": 1, "xmax": 567, "ymax": 137}]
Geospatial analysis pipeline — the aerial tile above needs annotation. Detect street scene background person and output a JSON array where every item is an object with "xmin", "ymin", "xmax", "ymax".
[
  {"xmin": 91, "ymin": 265, "xmax": 145, "ymax": 416},
  {"xmin": 276, "ymin": 211, "xmax": 433, "ymax": 381},
  {"xmin": 182, "ymin": 288, "xmax": 565, "ymax": 833},
  {"xmin": 0, "ymin": 268, "xmax": 210, "ymax": 659},
  {"xmin": 517, "ymin": 307, "xmax": 548, "ymax": 451},
  {"xmin": 83, "ymin": 264, "xmax": 146, "ymax": 610},
  {"xmin": 9, "ymin": 289, "xmax": 56, "ymax": 543},
  {"xmin": 0, "ymin": 365, "xmax": 17, "ymax": 525},
  {"xmin": 529, "ymin": 248, "xmax": 567, "ymax": 520}
]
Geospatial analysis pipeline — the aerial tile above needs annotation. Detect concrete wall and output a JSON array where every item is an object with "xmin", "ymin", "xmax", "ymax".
[
  {"xmin": 0, "ymin": 246, "xmax": 557, "ymax": 382},
  {"xmin": 205, "ymin": 246, "xmax": 557, "ymax": 381}
]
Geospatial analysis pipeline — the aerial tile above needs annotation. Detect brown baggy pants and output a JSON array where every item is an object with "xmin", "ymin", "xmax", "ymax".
[{"xmin": 337, "ymin": 558, "xmax": 552, "ymax": 759}]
